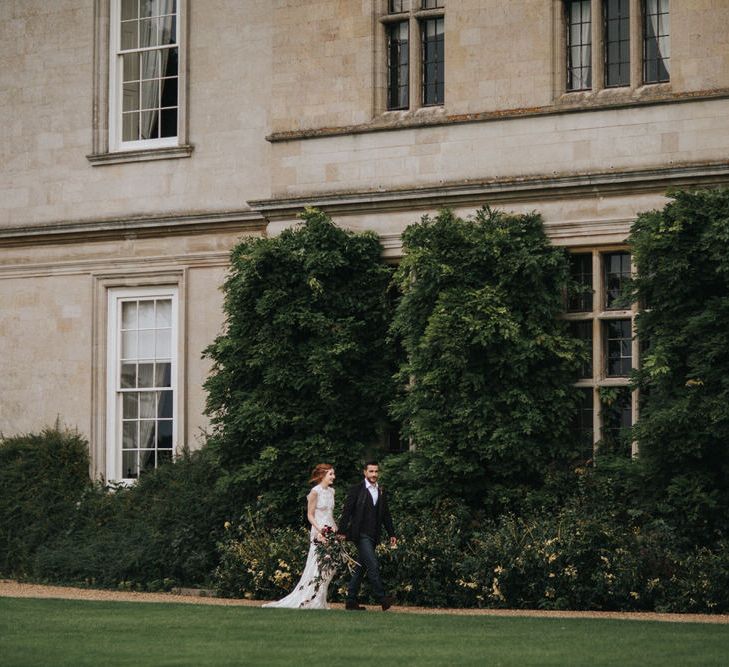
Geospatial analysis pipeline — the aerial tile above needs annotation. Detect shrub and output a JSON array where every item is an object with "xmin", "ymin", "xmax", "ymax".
[
  {"xmin": 214, "ymin": 508, "xmax": 309, "ymax": 600},
  {"xmin": 33, "ymin": 446, "xmax": 234, "ymax": 590},
  {"xmin": 388, "ymin": 207, "xmax": 585, "ymax": 514},
  {"xmin": 630, "ymin": 188, "xmax": 729, "ymax": 540},
  {"xmin": 0, "ymin": 427, "xmax": 90, "ymax": 576},
  {"xmin": 203, "ymin": 209, "xmax": 394, "ymax": 524}
]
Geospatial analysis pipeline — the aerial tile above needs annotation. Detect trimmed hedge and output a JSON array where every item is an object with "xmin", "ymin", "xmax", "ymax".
[{"xmin": 0, "ymin": 428, "xmax": 90, "ymax": 576}]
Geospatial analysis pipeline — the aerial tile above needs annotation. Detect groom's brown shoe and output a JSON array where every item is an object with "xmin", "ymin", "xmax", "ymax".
[
  {"xmin": 345, "ymin": 601, "xmax": 366, "ymax": 611},
  {"xmin": 380, "ymin": 596, "xmax": 393, "ymax": 611}
]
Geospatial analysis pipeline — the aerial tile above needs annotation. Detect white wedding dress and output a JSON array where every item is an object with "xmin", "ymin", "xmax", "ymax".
[{"xmin": 262, "ymin": 484, "xmax": 336, "ymax": 609}]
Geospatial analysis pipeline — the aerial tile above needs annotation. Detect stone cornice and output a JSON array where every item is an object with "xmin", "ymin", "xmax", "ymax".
[
  {"xmin": 266, "ymin": 89, "xmax": 729, "ymax": 143},
  {"xmin": 0, "ymin": 209, "xmax": 267, "ymax": 247},
  {"xmin": 248, "ymin": 161, "xmax": 729, "ymax": 220}
]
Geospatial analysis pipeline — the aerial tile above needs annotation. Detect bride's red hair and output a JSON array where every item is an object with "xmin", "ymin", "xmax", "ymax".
[{"xmin": 309, "ymin": 463, "xmax": 333, "ymax": 485}]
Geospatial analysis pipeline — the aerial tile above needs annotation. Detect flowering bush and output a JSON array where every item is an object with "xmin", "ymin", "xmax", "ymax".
[{"xmin": 214, "ymin": 511, "xmax": 308, "ymax": 599}]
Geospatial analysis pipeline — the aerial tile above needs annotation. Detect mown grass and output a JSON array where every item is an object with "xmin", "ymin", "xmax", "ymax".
[{"xmin": 0, "ymin": 597, "xmax": 727, "ymax": 666}]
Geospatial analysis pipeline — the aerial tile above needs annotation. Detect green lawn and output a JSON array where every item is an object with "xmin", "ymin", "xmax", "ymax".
[{"xmin": 0, "ymin": 598, "xmax": 727, "ymax": 667}]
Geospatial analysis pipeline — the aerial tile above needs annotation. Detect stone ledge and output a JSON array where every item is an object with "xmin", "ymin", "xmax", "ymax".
[
  {"xmin": 266, "ymin": 89, "xmax": 729, "ymax": 143},
  {"xmin": 86, "ymin": 145, "xmax": 194, "ymax": 166}
]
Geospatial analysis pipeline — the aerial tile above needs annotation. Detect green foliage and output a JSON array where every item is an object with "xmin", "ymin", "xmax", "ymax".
[
  {"xmin": 629, "ymin": 188, "xmax": 729, "ymax": 540},
  {"xmin": 214, "ymin": 509, "xmax": 309, "ymax": 600},
  {"xmin": 388, "ymin": 207, "xmax": 584, "ymax": 512},
  {"xmin": 34, "ymin": 446, "xmax": 232, "ymax": 589},
  {"xmin": 204, "ymin": 209, "xmax": 394, "ymax": 524},
  {"xmin": 0, "ymin": 428, "xmax": 91, "ymax": 576}
]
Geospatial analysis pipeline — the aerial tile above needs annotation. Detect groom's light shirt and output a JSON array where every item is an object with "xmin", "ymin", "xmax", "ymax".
[{"xmin": 366, "ymin": 480, "xmax": 379, "ymax": 505}]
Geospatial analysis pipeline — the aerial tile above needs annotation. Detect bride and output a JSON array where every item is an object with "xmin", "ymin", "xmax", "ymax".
[{"xmin": 262, "ymin": 464, "xmax": 337, "ymax": 609}]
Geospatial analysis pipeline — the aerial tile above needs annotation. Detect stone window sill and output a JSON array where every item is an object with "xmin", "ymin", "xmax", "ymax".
[{"xmin": 87, "ymin": 145, "xmax": 194, "ymax": 166}]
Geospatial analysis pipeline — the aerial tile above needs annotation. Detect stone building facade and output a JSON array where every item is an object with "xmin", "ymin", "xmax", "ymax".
[{"xmin": 1, "ymin": 1, "xmax": 728, "ymax": 480}]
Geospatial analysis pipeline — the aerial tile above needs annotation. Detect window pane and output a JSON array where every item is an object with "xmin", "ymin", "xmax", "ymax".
[
  {"xmin": 121, "ymin": 301, "xmax": 137, "ymax": 329},
  {"xmin": 138, "ymin": 301, "xmax": 155, "ymax": 327},
  {"xmin": 160, "ymin": 108, "xmax": 177, "ymax": 138},
  {"xmin": 160, "ymin": 15, "xmax": 176, "ymax": 46},
  {"xmin": 604, "ymin": 0, "xmax": 630, "ymax": 87},
  {"xmin": 121, "ymin": 330, "xmax": 137, "ymax": 360},
  {"xmin": 138, "ymin": 362, "xmax": 155, "ymax": 387},
  {"xmin": 566, "ymin": 0, "xmax": 592, "ymax": 91},
  {"xmin": 155, "ymin": 363, "xmax": 172, "ymax": 388},
  {"xmin": 140, "ymin": 449, "xmax": 156, "ymax": 473},
  {"xmin": 644, "ymin": 0, "xmax": 670, "ymax": 83},
  {"xmin": 140, "ymin": 421, "xmax": 156, "ymax": 448},
  {"xmin": 568, "ymin": 253, "xmax": 593, "ymax": 312},
  {"xmin": 123, "ymin": 450, "xmax": 139, "ymax": 479},
  {"xmin": 600, "ymin": 386, "xmax": 632, "ymax": 456},
  {"xmin": 421, "ymin": 0, "xmax": 444, "ymax": 7},
  {"xmin": 121, "ymin": 0, "xmax": 138, "ymax": 21},
  {"xmin": 574, "ymin": 388, "xmax": 594, "ymax": 462},
  {"xmin": 605, "ymin": 319, "xmax": 632, "ymax": 376},
  {"xmin": 139, "ymin": 18, "xmax": 158, "ymax": 48},
  {"xmin": 140, "ymin": 80, "xmax": 160, "ymax": 111},
  {"xmin": 122, "ymin": 82, "xmax": 140, "ymax": 112},
  {"xmin": 123, "ymin": 392, "xmax": 139, "ymax": 419},
  {"xmin": 138, "ymin": 330, "xmax": 155, "ymax": 359},
  {"xmin": 157, "ymin": 420, "xmax": 173, "ymax": 448},
  {"xmin": 140, "ymin": 50, "xmax": 160, "ymax": 80},
  {"xmin": 122, "ymin": 421, "xmax": 138, "ymax": 449},
  {"xmin": 387, "ymin": 22, "xmax": 409, "ymax": 110},
  {"xmin": 141, "ymin": 110, "xmax": 159, "ymax": 140},
  {"xmin": 155, "ymin": 300, "xmax": 171, "ymax": 327},
  {"xmin": 422, "ymin": 18, "xmax": 444, "ymax": 106},
  {"xmin": 120, "ymin": 20, "xmax": 138, "ymax": 50},
  {"xmin": 389, "ymin": 0, "xmax": 410, "ymax": 12},
  {"xmin": 603, "ymin": 252, "xmax": 631, "ymax": 309},
  {"xmin": 139, "ymin": 392, "xmax": 156, "ymax": 418},
  {"xmin": 122, "ymin": 112, "xmax": 140, "ymax": 141},
  {"xmin": 163, "ymin": 47, "xmax": 178, "ymax": 78},
  {"xmin": 156, "ymin": 329, "xmax": 171, "ymax": 358},
  {"xmin": 122, "ymin": 53, "xmax": 140, "ymax": 82},
  {"xmin": 570, "ymin": 320, "xmax": 593, "ymax": 379},
  {"xmin": 121, "ymin": 363, "xmax": 137, "ymax": 388},
  {"xmin": 160, "ymin": 77, "xmax": 177, "ymax": 108},
  {"xmin": 158, "ymin": 389, "xmax": 173, "ymax": 418}
]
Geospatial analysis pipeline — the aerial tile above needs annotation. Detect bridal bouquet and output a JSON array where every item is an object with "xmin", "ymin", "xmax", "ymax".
[{"xmin": 313, "ymin": 525, "xmax": 359, "ymax": 582}]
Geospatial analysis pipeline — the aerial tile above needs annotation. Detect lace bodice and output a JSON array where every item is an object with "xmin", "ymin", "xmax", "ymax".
[{"xmin": 310, "ymin": 484, "xmax": 336, "ymax": 534}]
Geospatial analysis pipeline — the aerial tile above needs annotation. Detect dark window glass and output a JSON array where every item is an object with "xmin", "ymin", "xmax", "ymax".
[
  {"xmin": 421, "ymin": 0, "xmax": 444, "ymax": 7},
  {"xmin": 568, "ymin": 253, "xmax": 593, "ymax": 312},
  {"xmin": 389, "ymin": 0, "xmax": 410, "ymax": 12},
  {"xmin": 422, "ymin": 17, "xmax": 444, "ymax": 106},
  {"xmin": 603, "ymin": 252, "xmax": 631, "ymax": 309},
  {"xmin": 604, "ymin": 0, "xmax": 630, "ymax": 87},
  {"xmin": 566, "ymin": 0, "xmax": 592, "ymax": 91},
  {"xmin": 387, "ymin": 22, "xmax": 410, "ymax": 110},
  {"xmin": 574, "ymin": 388, "xmax": 595, "ymax": 462},
  {"xmin": 604, "ymin": 318, "xmax": 632, "ymax": 376},
  {"xmin": 600, "ymin": 386, "xmax": 632, "ymax": 456},
  {"xmin": 644, "ymin": 0, "xmax": 670, "ymax": 83},
  {"xmin": 570, "ymin": 320, "xmax": 593, "ymax": 379},
  {"xmin": 387, "ymin": 424, "xmax": 407, "ymax": 453}
]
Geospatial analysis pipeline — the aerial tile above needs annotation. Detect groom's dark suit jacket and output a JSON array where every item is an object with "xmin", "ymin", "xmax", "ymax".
[{"xmin": 339, "ymin": 481, "xmax": 396, "ymax": 543}]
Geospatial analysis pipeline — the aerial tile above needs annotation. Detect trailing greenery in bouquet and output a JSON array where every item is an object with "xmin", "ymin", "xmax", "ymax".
[{"xmin": 310, "ymin": 525, "xmax": 359, "ymax": 591}]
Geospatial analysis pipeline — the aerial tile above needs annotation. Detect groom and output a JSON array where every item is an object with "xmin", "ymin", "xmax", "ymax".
[{"xmin": 338, "ymin": 460, "xmax": 397, "ymax": 611}]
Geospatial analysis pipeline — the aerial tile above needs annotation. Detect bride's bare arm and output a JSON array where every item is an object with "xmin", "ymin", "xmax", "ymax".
[{"xmin": 307, "ymin": 489, "xmax": 320, "ymax": 534}]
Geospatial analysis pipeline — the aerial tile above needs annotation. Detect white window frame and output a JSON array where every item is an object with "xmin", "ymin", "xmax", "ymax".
[
  {"xmin": 109, "ymin": 0, "xmax": 181, "ymax": 152},
  {"xmin": 106, "ymin": 285, "xmax": 179, "ymax": 483}
]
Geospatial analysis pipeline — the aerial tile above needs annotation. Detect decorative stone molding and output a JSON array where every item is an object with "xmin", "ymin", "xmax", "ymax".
[
  {"xmin": 0, "ymin": 210, "xmax": 266, "ymax": 247},
  {"xmin": 267, "ymin": 89, "xmax": 729, "ymax": 143}
]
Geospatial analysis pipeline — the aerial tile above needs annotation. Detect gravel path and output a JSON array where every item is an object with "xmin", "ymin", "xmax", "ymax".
[{"xmin": 2, "ymin": 580, "xmax": 728, "ymax": 624}]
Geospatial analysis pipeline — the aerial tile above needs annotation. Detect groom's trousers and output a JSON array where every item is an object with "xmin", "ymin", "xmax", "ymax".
[{"xmin": 347, "ymin": 535, "xmax": 385, "ymax": 602}]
